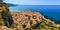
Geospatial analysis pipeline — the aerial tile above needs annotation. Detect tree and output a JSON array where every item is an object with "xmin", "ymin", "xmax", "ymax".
[{"xmin": 1, "ymin": 10, "xmax": 14, "ymax": 28}]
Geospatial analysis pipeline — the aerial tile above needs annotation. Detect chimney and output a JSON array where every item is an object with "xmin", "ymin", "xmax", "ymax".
[{"xmin": 0, "ymin": 0, "xmax": 3, "ymax": 3}]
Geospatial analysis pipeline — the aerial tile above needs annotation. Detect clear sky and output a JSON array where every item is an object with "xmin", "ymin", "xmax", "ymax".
[{"xmin": 4, "ymin": 0, "xmax": 60, "ymax": 5}]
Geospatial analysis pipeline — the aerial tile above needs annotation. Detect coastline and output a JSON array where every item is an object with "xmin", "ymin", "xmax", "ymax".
[
  {"xmin": 11, "ymin": 11, "xmax": 60, "ymax": 26},
  {"xmin": 0, "ymin": 11, "xmax": 60, "ymax": 30}
]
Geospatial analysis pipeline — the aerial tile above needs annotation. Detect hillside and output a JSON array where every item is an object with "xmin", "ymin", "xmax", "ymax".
[{"xmin": 0, "ymin": 11, "xmax": 60, "ymax": 30}]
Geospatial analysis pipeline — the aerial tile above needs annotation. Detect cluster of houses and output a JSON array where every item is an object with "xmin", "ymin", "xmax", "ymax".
[{"xmin": 11, "ymin": 11, "xmax": 43, "ymax": 28}]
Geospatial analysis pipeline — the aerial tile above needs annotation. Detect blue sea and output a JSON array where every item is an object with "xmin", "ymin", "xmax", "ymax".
[{"xmin": 9, "ymin": 5, "xmax": 60, "ymax": 24}]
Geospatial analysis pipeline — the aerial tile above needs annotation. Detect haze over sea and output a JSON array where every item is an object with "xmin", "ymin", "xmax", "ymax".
[{"xmin": 9, "ymin": 5, "xmax": 60, "ymax": 24}]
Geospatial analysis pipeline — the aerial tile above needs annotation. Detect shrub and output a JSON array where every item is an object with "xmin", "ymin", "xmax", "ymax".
[
  {"xmin": 25, "ymin": 28, "xmax": 31, "ymax": 30},
  {"xmin": 0, "ymin": 21, "xmax": 3, "ymax": 26}
]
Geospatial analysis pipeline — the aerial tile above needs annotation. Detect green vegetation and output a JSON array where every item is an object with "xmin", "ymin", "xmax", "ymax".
[
  {"xmin": 51, "ymin": 27, "xmax": 60, "ymax": 30},
  {"xmin": 31, "ymin": 23, "xmax": 40, "ymax": 29},
  {"xmin": 1, "ymin": 10, "xmax": 14, "ymax": 28},
  {"xmin": 0, "ymin": 10, "xmax": 60, "ymax": 30},
  {"xmin": 28, "ymin": 19, "xmax": 60, "ymax": 30},
  {"xmin": 25, "ymin": 28, "xmax": 31, "ymax": 30},
  {"xmin": 0, "ymin": 20, "xmax": 3, "ymax": 26},
  {"xmin": 1, "ymin": 10, "xmax": 9, "ymax": 18}
]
